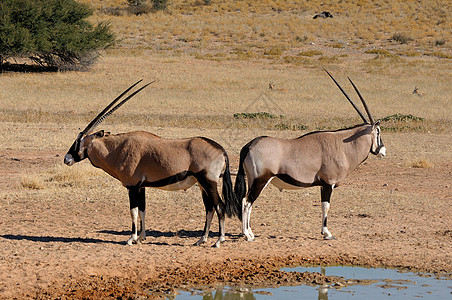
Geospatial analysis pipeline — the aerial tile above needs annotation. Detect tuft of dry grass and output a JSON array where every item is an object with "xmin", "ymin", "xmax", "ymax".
[
  {"xmin": 20, "ymin": 164, "xmax": 108, "ymax": 190},
  {"xmin": 44, "ymin": 164, "xmax": 107, "ymax": 188},
  {"xmin": 20, "ymin": 174, "xmax": 45, "ymax": 190},
  {"xmin": 408, "ymin": 159, "xmax": 434, "ymax": 169}
]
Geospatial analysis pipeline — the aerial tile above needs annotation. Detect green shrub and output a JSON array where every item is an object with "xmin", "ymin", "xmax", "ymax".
[
  {"xmin": 381, "ymin": 114, "xmax": 424, "ymax": 122},
  {"xmin": 234, "ymin": 112, "xmax": 280, "ymax": 119},
  {"xmin": 0, "ymin": 0, "xmax": 114, "ymax": 70}
]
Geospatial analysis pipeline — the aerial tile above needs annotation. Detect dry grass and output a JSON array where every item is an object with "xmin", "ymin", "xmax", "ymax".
[
  {"xmin": 77, "ymin": 0, "xmax": 450, "ymax": 61},
  {"xmin": 20, "ymin": 163, "xmax": 113, "ymax": 190},
  {"xmin": 408, "ymin": 159, "xmax": 434, "ymax": 169},
  {"xmin": 20, "ymin": 174, "xmax": 46, "ymax": 190}
]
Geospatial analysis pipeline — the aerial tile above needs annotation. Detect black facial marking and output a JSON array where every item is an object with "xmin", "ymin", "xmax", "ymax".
[{"xmin": 66, "ymin": 133, "xmax": 84, "ymax": 162}]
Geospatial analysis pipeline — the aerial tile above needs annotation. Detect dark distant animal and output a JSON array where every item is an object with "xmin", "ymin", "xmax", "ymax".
[
  {"xmin": 412, "ymin": 86, "xmax": 423, "ymax": 96},
  {"xmin": 313, "ymin": 11, "xmax": 333, "ymax": 19},
  {"xmin": 234, "ymin": 70, "xmax": 386, "ymax": 241},
  {"xmin": 64, "ymin": 80, "xmax": 237, "ymax": 247}
]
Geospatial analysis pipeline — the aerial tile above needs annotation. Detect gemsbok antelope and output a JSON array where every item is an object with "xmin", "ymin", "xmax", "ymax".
[
  {"xmin": 64, "ymin": 80, "xmax": 237, "ymax": 247},
  {"xmin": 234, "ymin": 70, "xmax": 386, "ymax": 241}
]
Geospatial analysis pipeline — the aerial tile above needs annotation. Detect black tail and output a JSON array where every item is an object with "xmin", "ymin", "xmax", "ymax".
[
  {"xmin": 222, "ymin": 154, "xmax": 241, "ymax": 218},
  {"xmin": 234, "ymin": 144, "xmax": 252, "ymax": 221}
]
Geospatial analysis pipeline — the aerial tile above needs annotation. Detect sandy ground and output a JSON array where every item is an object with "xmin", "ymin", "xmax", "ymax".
[{"xmin": 0, "ymin": 133, "xmax": 451, "ymax": 299}]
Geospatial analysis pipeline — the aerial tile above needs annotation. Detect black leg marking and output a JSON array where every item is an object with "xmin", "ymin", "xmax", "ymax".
[
  {"xmin": 320, "ymin": 183, "xmax": 333, "ymax": 203},
  {"xmin": 127, "ymin": 187, "xmax": 146, "ymax": 245},
  {"xmin": 320, "ymin": 183, "xmax": 335, "ymax": 240},
  {"xmin": 129, "ymin": 187, "xmax": 145, "ymax": 211},
  {"xmin": 247, "ymin": 175, "xmax": 273, "ymax": 204}
]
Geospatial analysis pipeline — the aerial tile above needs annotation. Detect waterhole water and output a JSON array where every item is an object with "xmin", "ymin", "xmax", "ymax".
[{"xmin": 173, "ymin": 266, "xmax": 451, "ymax": 299}]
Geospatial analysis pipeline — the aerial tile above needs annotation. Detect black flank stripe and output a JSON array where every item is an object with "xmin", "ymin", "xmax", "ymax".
[
  {"xmin": 140, "ymin": 171, "xmax": 194, "ymax": 188},
  {"xmin": 275, "ymin": 174, "xmax": 321, "ymax": 188}
]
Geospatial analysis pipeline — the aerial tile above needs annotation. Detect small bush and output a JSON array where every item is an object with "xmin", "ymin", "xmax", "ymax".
[
  {"xmin": 409, "ymin": 159, "xmax": 434, "ymax": 168},
  {"xmin": 263, "ymin": 46, "xmax": 285, "ymax": 56},
  {"xmin": 365, "ymin": 49, "xmax": 394, "ymax": 57},
  {"xmin": 151, "ymin": 0, "xmax": 170, "ymax": 11},
  {"xmin": 21, "ymin": 175, "xmax": 45, "ymax": 190},
  {"xmin": 298, "ymin": 50, "xmax": 322, "ymax": 57},
  {"xmin": 391, "ymin": 33, "xmax": 413, "ymax": 44},
  {"xmin": 275, "ymin": 123, "xmax": 308, "ymax": 131},
  {"xmin": 381, "ymin": 114, "xmax": 424, "ymax": 122},
  {"xmin": 295, "ymin": 35, "xmax": 308, "ymax": 43},
  {"xmin": 435, "ymin": 38, "xmax": 446, "ymax": 46},
  {"xmin": 127, "ymin": 2, "xmax": 153, "ymax": 15},
  {"xmin": 234, "ymin": 112, "xmax": 280, "ymax": 119}
]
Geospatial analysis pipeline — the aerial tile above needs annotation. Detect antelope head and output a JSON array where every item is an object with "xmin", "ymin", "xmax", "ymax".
[
  {"xmin": 64, "ymin": 80, "xmax": 154, "ymax": 166},
  {"xmin": 325, "ymin": 70, "xmax": 386, "ymax": 158}
]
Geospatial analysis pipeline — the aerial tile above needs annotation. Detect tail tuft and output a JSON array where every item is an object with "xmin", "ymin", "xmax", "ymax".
[{"xmin": 222, "ymin": 155, "xmax": 241, "ymax": 218}]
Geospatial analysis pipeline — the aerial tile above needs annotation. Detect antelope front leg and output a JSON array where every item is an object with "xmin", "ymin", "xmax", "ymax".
[
  {"xmin": 321, "ymin": 184, "xmax": 336, "ymax": 240},
  {"xmin": 127, "ymin": 187, "xmax": 146, "ymax": 245},
  {"xmin": 127, "ymin": 207, "xmax": 139, "ymax": 245}
]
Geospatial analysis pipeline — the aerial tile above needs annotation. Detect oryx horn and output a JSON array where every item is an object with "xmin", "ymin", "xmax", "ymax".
[
  {"xmin": 82, "ymin": 80, "xmax": 155, "ymax": 134},
  {"xmin": 347, "ymin": 77, "xmax": 375, "ymax": 125},
  {"xmin": 324, "ymin": 70, "xmax": 368, "ymax": 123}
]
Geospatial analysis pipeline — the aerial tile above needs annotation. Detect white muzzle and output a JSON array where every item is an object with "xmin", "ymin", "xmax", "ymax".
[
  {"xmin": 377, "ymin": 146, "xmax": 386, "ymax": 158},
  {"xmin": 64, "ymin": 154, "xmax": 75, "ymax": 166}
]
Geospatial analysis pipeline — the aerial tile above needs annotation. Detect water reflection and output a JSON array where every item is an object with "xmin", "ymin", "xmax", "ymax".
[
  {"xmin": 175, "ymin": 266, "xmax": 451, "ymax": 299},
  {"xmin": 188, "ymin": 287, "xmax": 256, "ymax": 300}
]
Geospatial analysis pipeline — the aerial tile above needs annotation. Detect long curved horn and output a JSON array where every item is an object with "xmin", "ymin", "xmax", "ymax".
[
  {"xmin": 348, "ymin": 77, "xmax": 375, "ymax": 125},
  {"xmin": 324, "ymin": 70, "xmax": 368, "ymax": 123},
  {"xmin": 81, "ymin": 80, "xmax": 154, "ymax": 134},
  {"xmin": 89, "ymin": 80, "xmax": 155, "ymax": 131}
]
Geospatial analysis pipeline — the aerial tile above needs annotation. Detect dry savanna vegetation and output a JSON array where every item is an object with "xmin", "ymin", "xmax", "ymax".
[{"xmin": 0, "ymin": 0, "xmax": 451, "ymax": 298}]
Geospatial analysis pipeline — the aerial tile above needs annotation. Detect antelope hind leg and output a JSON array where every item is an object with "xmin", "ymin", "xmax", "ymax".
[{"xmin": 195, "ymin": 209, "xmax": 214, "ymax": 246}]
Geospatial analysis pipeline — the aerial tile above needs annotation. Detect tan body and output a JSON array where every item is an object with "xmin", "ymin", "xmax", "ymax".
[
  {"xmin": 86, "ymin": 131, "xmax": 225, "ymax": 189},
  {"xmin": 246, "ymin": 125, "xmax": 374, "ymax": 189},
  {"xmin": 235, "ymin": 124, "xmax": 385, "ymax": 242},
  {"xmin": 64, "ymin": 81, "xmax": 237, "ymax": 247},
  {"xmin": 234, "ymin": 71, "xmax": 386, "ymax": 242}
]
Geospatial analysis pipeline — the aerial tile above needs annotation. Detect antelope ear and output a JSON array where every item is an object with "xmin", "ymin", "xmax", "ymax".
[
  {"xmin": 372, "ymin": 120, "xmax": 381, "ymax": 128},
  {"xmin": 94, "ymin": 130, "xmax": 105, "ymax": 138}
]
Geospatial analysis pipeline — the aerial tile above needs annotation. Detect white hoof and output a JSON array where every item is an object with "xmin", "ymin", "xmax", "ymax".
[
  {"xmin": 245, "ymin": 234, "xmax": 254, "ymax": 242},
  {"xmin": 127, "ymin": 234, "xmax": 138, "ymax": 245}
]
